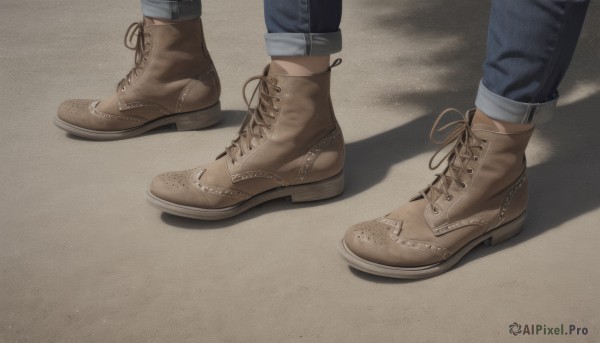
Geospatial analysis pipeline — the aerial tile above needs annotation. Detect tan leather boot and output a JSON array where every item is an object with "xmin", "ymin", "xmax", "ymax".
[
  {"xmin": 55, "ymin": 17, "xmax": 221, "ymax": 140},
  {"xmin": 339, "ymin": 109, "xmax": 533, "ymax": 278},
  {"xmin": 147, "ymin": 61, "xmax": 345, "ymax": 219}
]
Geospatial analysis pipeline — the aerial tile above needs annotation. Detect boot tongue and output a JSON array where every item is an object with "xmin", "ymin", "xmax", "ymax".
[
  {"xmin": 227, "ymin": 63, "xmax": 284, "ymax": 161},
  {"xmin": 427, "ymin": 111, "xmax": 475, "ymax": 202}
]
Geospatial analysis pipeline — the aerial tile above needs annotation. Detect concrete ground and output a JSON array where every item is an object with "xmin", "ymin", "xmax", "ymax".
[{"xmin": 1, "ymin": 0, "xmax": 599, "ymax": 342}]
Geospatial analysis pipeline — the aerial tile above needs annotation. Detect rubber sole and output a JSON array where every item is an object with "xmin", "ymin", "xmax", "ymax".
[
  {"xmin": 337, "ymin": 212, "xmax": 526, "ymax": 279},
  {"xmin": 146, "ymin": 171, "xmax": 345, "ymax": 220},
  {"xmin": 54, "ymin": 101, "xmax": 222, "ymax": 140}
]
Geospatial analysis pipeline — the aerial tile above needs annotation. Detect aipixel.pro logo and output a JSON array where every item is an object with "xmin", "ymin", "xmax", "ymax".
[{"xmin": 509, "ymin": 322, "xmax": 589, "ymax": 336}]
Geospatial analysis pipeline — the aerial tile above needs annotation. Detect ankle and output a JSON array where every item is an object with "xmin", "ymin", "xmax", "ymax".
[
  {"xmin": 271, "ymin": 56, "xmax": 330, "ymax": 76},
  {"xmin": 147, "ymin": 17, "xmax": 197, "ymax": 25},
  {"xmin": 474, "ymin": 109, "xmax": 534, "ymax": 133}
]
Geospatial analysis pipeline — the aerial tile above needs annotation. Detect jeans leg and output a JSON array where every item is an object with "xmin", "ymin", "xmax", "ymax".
[
  {"xmin": 141, "ymin": 0, "xmax": 201, "ymax": 21},
  {"xmin": 475, "ymin": 0, "xmax": 590, "ymax": 124},
  {"xmin": 264, "ymin": 0, "xmax": 342, "ymax": 56}
]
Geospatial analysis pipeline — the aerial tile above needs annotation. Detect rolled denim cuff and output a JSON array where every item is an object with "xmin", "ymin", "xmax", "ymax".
[
  {"xmin": 141, "ymin": 0, "xmax": 201, "ymax": 21},
  {"xmin": 264, "ymin": 30, "xmax": 342, "ymax": 56},
  {"xmin": 475, "ymin": 80, "xmax": 557, "ymax": 124}
]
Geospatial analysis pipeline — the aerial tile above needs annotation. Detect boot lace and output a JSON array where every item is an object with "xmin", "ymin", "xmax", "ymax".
[
  {"xmin": 225, "ymin": 75, "xmax": 282, "ymax": 164},
  {"xmin": 420, "ymin": 109, "xmax": 487, "ymax": 213},
  {"xmin": 117, "ymin": 21, "xmax": 152, "ymax": 92}
]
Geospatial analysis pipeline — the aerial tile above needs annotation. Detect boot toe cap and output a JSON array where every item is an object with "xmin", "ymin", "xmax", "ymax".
[
  {"xmin": 57, "ymin": 99, "xmax": 97, "ymax": 127},
  {"xmin": 344, "ymin": 220, "xmax": 395, "ymax": 264},
  {"xmin": 57, "ymin": 99, "xmax": 123, "ymax": 132},
  {"xmin": 149, "ymin": 169, "xmax": 240, "ymax": 209},
  {"xmin": 344, "ymin": 220, "xmax": 443, "ymax": 268},
  {"xmin": 57, "ymin": 99, "xmax": 142, "ymax": 132},
  {"xmin": 149, "ymin": 170, "xmax": 199, "ymax": 206}
]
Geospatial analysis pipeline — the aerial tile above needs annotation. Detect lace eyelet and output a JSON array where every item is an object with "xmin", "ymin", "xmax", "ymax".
[
  {"xmin": 473, "ymin": 156, "xmax": 479, "ymax": 162},
  {"xmin": 121, "ymin": 86, "xmax": 126, "ymax": 91},
  {"xmin": 467, "ymin": 168, "xmax": 473, "ymax": 174},
  {"xmin": 275, "ymin": 86, "xmax": 282, "ymax": 93},
  {"xmin": 482, "ymin": 138, "xmax": 488, "ymax": 143},
  {"xmin": 446, "ymin": 195, "xmax": 453, "ymax": 201},
  {"xmin": 460, "ymin": 182, "xmax": 467, "ymax": 188},
  {"xmin": 432, "ymin": 207, "xmax": 439, "ymax": 214},
  {"xmin": 478, "ymin": 145, "xmax": 484, "ymax": 151}
]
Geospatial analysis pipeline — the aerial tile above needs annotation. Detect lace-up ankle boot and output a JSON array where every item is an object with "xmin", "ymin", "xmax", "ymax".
[
  {"xmin": 147, "ymin": 61, "xmax": 345, "ymax": 219},
  {"xmin": 55, "ymin": 17, "xmax": 221, "ymax": 140},
  {"xmin": 339, "ymin": 109, "xmax": 533, "ymax": 278}
]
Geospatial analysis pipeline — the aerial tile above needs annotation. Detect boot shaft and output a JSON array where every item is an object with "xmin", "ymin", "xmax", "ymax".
[
  {"xmin": 138, "ymin": 17, "xmax": 214, "ymax": 83},
  {"xmin": 98, "ymin": 17, "xmax": 220, "ymax": 117},
  {"xmin": 228, "ymin": 62, "xmax": 344, "ymax": 185},
  {"xmin": 426, "ymin": 110, "xmax": 533, "ymax": 232},
  {"xmin": 264, "ymin": 63, "xmax": 338, "ymax": 148}
]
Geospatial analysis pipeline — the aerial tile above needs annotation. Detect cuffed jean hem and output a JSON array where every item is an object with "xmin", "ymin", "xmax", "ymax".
[
  {"xmin": 265, "ymin": 30, "xmax": 342, "ymax": 56},
  {"xmin": 141, "ymin": 0, "xmax": 201, "ymax": 21},
  {"xmin": 475, "ymin": 81, "xmax": 557, "ymax": 124}
]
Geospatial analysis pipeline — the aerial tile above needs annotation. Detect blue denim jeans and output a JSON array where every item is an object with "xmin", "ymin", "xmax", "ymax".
[
  {"xmin": 263, "ymin": 0, "xmax": 342, "ymax": 56},
  {"xmin": 141, "ymin": 0, "xmax": 201, "ymax": 21},
  {"xmin": 476, "ymin": 0, "xmax": 590, "ymax": 124},
  {"xmin": 140, "ymin": 0, "xmax": 590, "ymax": 124},
  {"xmin": 140, "ymin": 0, "xmax": 342, "ymax": 56}
]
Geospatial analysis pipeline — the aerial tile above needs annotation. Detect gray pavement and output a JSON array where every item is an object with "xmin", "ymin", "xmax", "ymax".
[{"xmin": 1, "ymin": 0, "xmax": 599, "ymax": 342}]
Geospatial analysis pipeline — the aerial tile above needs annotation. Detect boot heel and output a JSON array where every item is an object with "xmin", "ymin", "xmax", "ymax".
[
  {"xmin": 290, "ymin": 172, "xmax": 344, "ymax": 203},
  {"xmin": 175, "ymin": 102, "xmax": 222, "ymax": 131},
  {"xmin": 486, "ymin": 213, "xmax": 526, "ymax": 246}
]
